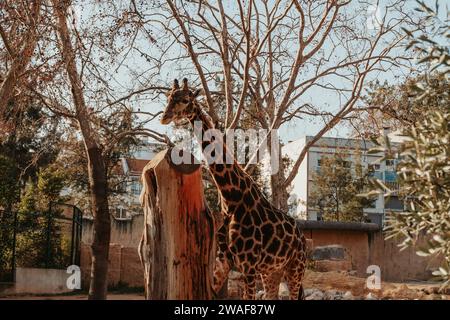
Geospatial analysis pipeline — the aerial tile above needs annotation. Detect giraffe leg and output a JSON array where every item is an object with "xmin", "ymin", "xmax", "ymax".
[
  {"xmin": 242, "ymin": 272, "xmax": 257, "ymax": 300},
  {"xmin": 261, "ymin": 271, "xmax": 283, "ymax": 300},
  {"xmin": 213, "ymin": 253, "xmax": 231, "ymax": 293},
  {"xmin": 286, "ymin": 256, "xmax": 306, "ymax": 300},
  {"xmin": 213, "ymin": 223, "xmax": 232, "ymax": 293}
]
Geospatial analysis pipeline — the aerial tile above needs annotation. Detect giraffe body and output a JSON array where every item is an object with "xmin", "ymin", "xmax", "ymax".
[
  {"xmin": 211, "ymin": 163, "xmax": 306, "ymax": 300},
  {"xmin": 161, "ymin": 79, "xmax": 306, "ymax": 300}
]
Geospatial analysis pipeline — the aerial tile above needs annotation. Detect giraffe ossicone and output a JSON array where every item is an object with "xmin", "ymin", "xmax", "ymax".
[{"xmin": 160, "ymin": 78, "xmax": 307, "ymax": 300}]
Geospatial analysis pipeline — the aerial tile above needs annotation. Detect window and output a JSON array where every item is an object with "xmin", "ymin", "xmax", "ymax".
[
  {"xmin": 386, "ymin": 159, "xmax": 395, "ymax": 166},
  {"xmin": 317, "ymin": 159, "xmax": 322, "ymax": 167},
  {"xmin": 115, "ymin": 207, "xmax": 127, "ymax": 219},
  {"xmin": 116, "ymin": 181, "xmax": 127, "ymax": 193},
  {"xmin": 131, "ymin": 179, "xmax": 142, "ymax": 196},
  {"xmin": 385, "ymin": 196, "xmax": 404, "ymax": 210},
  {"xmin": 340, "ymin": 160, "xmax": 351, "ymax": 168},
  {"xmin": 368, "ymin": 164, "xmax": 381, "ymax": 171},
  {"xmin": 364, "ymin": 197, "xmax": 377, "ymax": 208}
]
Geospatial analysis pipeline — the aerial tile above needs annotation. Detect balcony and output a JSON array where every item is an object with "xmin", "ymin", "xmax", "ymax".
[
  {"xmin": 369, "ymin": 170, "xmax": 399, "ymax": 191},
  {"xmin": 368, "ymin": 171, "xmax": 383, "ymax": 180},
  {"xmin": 384, "ymin": 171, "xmax": 397, "ymax": 182}
]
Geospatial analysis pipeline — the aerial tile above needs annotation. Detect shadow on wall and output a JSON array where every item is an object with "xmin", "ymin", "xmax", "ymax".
[
  {"xmin": 80, "ymin": 243, "xmax": 143, "ymax": 290},
  {"xmin": 297, "ymin": 220, "xmax": 443, "ymax": 282},
  {"xmin": 0, "ymin": 268, "xmax": 74, "ymax": 296},
  {"xmin": 79, "ymin": 217, "xmax": 443, "ymax": 289},
  {"xmin": 82, "ymin": 214, "xmax": 144, "ymax": 249}
]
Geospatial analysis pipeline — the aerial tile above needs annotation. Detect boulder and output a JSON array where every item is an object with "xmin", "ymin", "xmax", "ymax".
[
  {"xmin": 343, "ymin": 291, "xmax": 354, "ymax": 300},
  {"xmin": 311, "ymin": 245, "xmax": 346, "ymax": 261},
  {"xmin": 256, "ymin": 290, "xmax": 265, "ymax": 300},
  {"xmin": 304, "ymin": 288, "xmax": 315, "ymax": 297},
  {"xmin": 365, "ymin": 292, "xmax": 378, "ymax": 300},
  {"xmin": 279, "ymin": 282, "xmax": 290, "ymax": 300},
  {"xmin": 324, "ymin": 289, "xmax": 339, "ymax": 300},
  {"xmin": 305, "ymin": 289, "xmax": 324, "ymax": 300}
]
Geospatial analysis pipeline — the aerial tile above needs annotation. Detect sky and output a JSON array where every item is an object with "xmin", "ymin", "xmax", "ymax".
[{"xmin": 73, "ymin": 0, "xmax": 437, "ymax": 145}]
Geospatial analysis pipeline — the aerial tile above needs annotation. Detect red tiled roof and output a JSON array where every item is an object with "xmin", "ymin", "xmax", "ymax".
[{"xmin": 126, "ymin": 159, "xmax": 150, "ymax": 175}]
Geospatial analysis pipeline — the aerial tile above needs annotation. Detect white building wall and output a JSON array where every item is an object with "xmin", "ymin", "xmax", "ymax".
[
  {"xmin": 283, "ymin": 136, "xmax": 396, "ymax": 222},
  {"xmin": 282, "ymin": 138, "xmax": 308, "ymax": 219}
]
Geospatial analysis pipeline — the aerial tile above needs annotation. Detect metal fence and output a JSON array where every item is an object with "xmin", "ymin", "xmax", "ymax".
[
  {"xmin": 0, "ymin": 210, "xmax": 17, "ymax": 283},
  {"xmin": 0, "ymin": 203, "xmax": 82, "ymax": 283}
]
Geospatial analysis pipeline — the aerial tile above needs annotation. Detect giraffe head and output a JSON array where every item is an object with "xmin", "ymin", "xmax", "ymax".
[{"xmin": 160, "ymin": 78, "xmax": 202, "ymax": 125}]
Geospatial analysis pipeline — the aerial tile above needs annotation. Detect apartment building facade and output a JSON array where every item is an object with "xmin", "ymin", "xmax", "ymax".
[
  {"xmin": 283, "ymin": 136, "xmax": 403, "ymax": 225},
  {"xmin": 109, "ymin": 142, "xmax": 162, "ymax": 219}
]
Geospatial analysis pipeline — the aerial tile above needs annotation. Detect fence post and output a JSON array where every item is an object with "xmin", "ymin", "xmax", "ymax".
[
  {"xmin": 45, "ymin": 202, "xmax": 52, "ymax": 268},
  {"xmin": 76, "ymin": 208, "xmax": 82, "ymax": 266},
  {"xmin": 11, "ymin": 210, "xmax": 18, "ymax": 282},
  {"xmin": 70, "ymin": 206, "xmax": 76, "ymax": 266}
]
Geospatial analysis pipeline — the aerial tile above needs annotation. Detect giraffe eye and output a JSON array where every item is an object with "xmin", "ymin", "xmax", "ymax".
[{"xmin": 182, "ymin": 99, "xmax": 189, "ymax": 104}]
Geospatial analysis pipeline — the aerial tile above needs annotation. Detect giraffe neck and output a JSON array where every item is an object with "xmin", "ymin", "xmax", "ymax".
[{"xmin": 189, "ymin": 103, "xmax": 257, "ymax": 209}]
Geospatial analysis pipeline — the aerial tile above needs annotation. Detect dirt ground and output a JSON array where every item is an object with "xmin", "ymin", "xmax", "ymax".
[
  {"xmin": 302, "ymin": 270, "xmax": 449, "ymax": 300},
  {"xmin": 1, "ymin": 270, "xmax": 448, "ymax": 300},
  {"xmin": 0, "ymin": 292, "xmax": 145, "ymax": 300}
]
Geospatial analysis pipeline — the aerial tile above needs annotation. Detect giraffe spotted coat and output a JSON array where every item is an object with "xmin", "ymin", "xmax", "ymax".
[{"xmin": 161, "ymin": 78, "xmax": 307, "ymax": 300}]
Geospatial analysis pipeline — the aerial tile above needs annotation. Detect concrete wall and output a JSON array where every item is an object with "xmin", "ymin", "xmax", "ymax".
[
  {"xmin": 302, "ymin": 224, "xmax": 442, "ymax": 281},
  {"xmin": 80, "ymin": 214, "xmax": 144, "ymax": 289},
  {"xmin": 370, "ymin": 232, "xmax": 442, "ymax": 282},
  {"xmin": 80, "ymin": 243, "xmax": 143, "ymax": 289},
  {"xmin": 82, "ymin": 214, "xmax": 143, "ymax": 248},
  {"xmin": 79, "ymin": 214, "xmax": 442, "ymax": 287},
  {"xmin": 0, "ymin": 268, "xmax": 73, "ymax": 295},
  {"xmin": 304, "ymin": 229, "xmax": 369, "ymax": 276}
]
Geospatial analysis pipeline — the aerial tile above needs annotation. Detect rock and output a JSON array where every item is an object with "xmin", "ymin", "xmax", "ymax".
[
  {"xmin": 365, "ymin": 293, "xmax": 378, "ymax": 300},
  {"xmin": 305, "ymin": 290, "xmax": 324, "ymax": 300},
  {"xmin": 343, "ymin": 291, "xmax": 354, "ymax": 300},
  {"xmin": 304, "ymin": 288, "xmax": 315, "ymax": 297},
  {"xmin": 256, "ymin": 290, "xmax": 265, "ymax": 300},
  {"xmin": 324, "ymin": 289, "xmax": 338, "ymax": 300},
  {"xmin": 311, "ymin": 245, "xmax": 346, "ymax": 261},
  {"xmin": 278, "ymin": 282, "xmax": 289, "ymax": 299}
]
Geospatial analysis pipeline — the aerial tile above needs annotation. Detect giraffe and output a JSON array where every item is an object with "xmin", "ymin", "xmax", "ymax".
[{"xmin": 160, "ymin": 78, "xmax": 307, "ymax": 300}]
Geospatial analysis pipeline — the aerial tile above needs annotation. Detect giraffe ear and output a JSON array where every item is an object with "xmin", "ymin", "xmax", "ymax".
[
  {"xmin": 192, "ymin": 88, "xmax": 204, "ymax": 98},
  {"xmin": 164, "ymin": 90, "xmax": 171, "ymax": 97}
]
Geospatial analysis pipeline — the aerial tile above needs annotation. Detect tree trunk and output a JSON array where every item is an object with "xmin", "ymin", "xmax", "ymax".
[
  {"xmin": 52, "ymin": 0, "xmax": 110, "ymax": 300},
  {"xmin": 139, "ymin": 149, "xmax": 215, "ymax": 299},
  {"xmin": 270, "ymin": 145, "xmax": 289, "ymax": 212},
  {"xmin": 86, "ymin": 147, "xmax": 110, "ymax": 300},
  {"xmin": 0, "ymin": 0, "xmax": 41, "ymax": 113}
]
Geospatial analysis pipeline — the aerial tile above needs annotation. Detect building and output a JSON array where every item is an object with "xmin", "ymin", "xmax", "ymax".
[
  {"xmin": 109, "ymin": 142, "xmax": 163, "ymax": 219},
  {"xmin": 283, "ymin": 135, "xmax": 404, "ymax": 225}
]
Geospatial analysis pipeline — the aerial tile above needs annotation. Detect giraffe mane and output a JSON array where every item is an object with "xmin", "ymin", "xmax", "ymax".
[{"xmin": 195, "ymin": 101, "xmax": 215, "ymax": 129}]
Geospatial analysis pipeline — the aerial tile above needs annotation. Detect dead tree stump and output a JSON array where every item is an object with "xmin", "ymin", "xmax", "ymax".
[{"xmin": 139, "ymin": 149, "xmax": 215, "ymax": 299}]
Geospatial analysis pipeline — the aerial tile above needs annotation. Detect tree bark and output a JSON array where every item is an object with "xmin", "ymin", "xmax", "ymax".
[
  {"xmin": 52, "ymin": 0, "xmax": 110, "ymax": 300},
  {"xmin": 139, "ymin": 149, "xmax": 215, "ymax": 299},
  {"xmin": 270, "ymin": 160, "xmax": 289, "ymax": 212},
  {"xmin": 0, "ymin": 0, "xmax": 42, "ymax": 113},
  {"xmin": 269, "ymin": 137, "xmax": 289, "ymax": 212}
]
